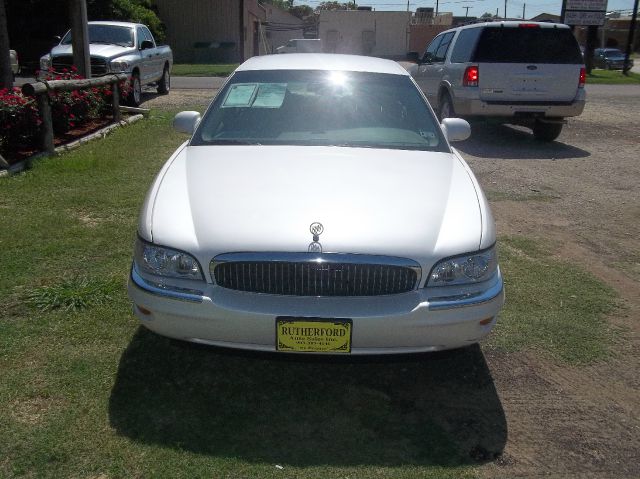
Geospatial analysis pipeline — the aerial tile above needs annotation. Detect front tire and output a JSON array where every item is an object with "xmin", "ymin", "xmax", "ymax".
[
  {"xmin": 157, "ymin": 65, "xmax": 170, "ymax": 94},
  {"xmin": 128, "ymin": 72, "xmax": 142, "ymax": 107},
  {"xmin": 532, "ymin": 120, "xmax": 563, "ymax": 141},
  {"xmin": 438, "ymin": 93, "xmax": 454, "ymax": 121}
]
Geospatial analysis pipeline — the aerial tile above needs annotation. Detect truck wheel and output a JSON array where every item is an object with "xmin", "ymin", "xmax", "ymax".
[
  {"xmin": 128, "ymin": 72, "xmax": 142, "ymax": 107},
  {"xmin": 157, "ymin": 65, "xmax": 170, "ymax": 94},
  {"xmin": 438, "ymin": 93, "xmax": 454, "ymax": 121},
  {"xmin": 532, "ymin": 120, "xmax": 563, "ymax": 141}
]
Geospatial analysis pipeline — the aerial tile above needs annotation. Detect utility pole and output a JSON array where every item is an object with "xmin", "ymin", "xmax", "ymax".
[
  {"xmin": 0, "ymin": 0, "xmax": 13, "ymax": 89},
  {"xmin": 496, "ymin": 7, "xmax": 499, "ymax": 18},
  {"xmin": 623, "ymin": 0, "xmax": 639, "ymax": 75},
  {"xmin": 69, "ymin": 0, "xmax": 90, "ymax": 78},
  {"xmin": 436, "ymin": 0, "xmax": 439, "ymax": 16},
  {"xmin": 523, "ymin": 3, "xmax": 526, "ymax": 19},
  {"xmin": 504, "ymin": 0, "xmax": 507, "ymax": 19},
  {"xmin": 464, "ymin": 6, "xmax": 470, "ymax": 17}
]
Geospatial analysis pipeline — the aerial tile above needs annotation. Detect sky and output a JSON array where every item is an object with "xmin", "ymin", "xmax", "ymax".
[{"xmin": 294, "ymin": 0, "xmax": 636, "ymax": 20}]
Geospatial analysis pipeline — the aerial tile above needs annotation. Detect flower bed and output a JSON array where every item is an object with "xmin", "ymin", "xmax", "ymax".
[{"xmin": 1, "ymin": 69, "xmax": 130, "ymax": 165}]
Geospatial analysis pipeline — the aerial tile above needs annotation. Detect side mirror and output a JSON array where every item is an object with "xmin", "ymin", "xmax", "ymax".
[
  {"xmin": 422, "ymin": 52, "xmax": 434, "ymax": 64},
  {"xmin": 173, "ymin": 111, "xmax": 201, "ymax": 134},
  {"xmin": 406, "ymin": 51, "xmax": 420, "ymax": 63},
  {"xmin": 441, "ymin": 118, "xmax": 471, "ymax": 142},
  {"xmin": 140, "ymin": 40, "xmax": 154, "ymax": 50}
]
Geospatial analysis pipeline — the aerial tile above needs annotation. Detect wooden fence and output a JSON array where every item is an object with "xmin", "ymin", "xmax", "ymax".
[{"xmin": 21, "ymin": 73, "xmax": 129, "ymax": 155}]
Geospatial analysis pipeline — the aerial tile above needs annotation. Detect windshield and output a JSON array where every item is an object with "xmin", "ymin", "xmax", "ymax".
[
  {"xmin": 192, "ymin": 70, "xmax": 448, "ymax": 152},
  {"xmin": 61, "ymin": 25, "xmax": 134, "ymax": 47},
  {"xmin": 604, "ymin": 49, "xmax": 624, "ymax": 58}
]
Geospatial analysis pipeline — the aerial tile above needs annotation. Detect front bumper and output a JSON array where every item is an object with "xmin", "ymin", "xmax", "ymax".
[{"xmin": 128, "ymin": 265, "xmax": 505, "ymax": 355}]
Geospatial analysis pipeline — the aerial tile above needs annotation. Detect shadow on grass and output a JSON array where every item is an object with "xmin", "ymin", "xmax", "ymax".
[
  {"xmin": 109, "ymin": 328, "xmax": 506, "ymax": 467},
  {"xmin": 455, "ymin": 121, "xmax": 591, "ymax": 160}
]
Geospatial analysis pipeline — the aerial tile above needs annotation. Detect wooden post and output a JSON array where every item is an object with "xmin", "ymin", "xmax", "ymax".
[
  {"xmin": 36, "ymin": 94, "xmax": 55, "ymax": 155},
  {"xmin": 0, "ymin": 0, "xmax": 13, "ymax": 89},
  {"xmin": 112, "ymin": 80, "xmax": 121, "ymax": 122},
  {"xmin": 623, "ymin": 0, "xmax": 639, "ymax": 75},
  {"xmin": 69, "ymin": 0, "xmax": 91, "ymax": 78}
]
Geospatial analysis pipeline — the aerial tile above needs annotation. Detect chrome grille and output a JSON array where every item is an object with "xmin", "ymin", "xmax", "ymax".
[
  {"xmin": 211, "ymin": 253, "xmax": 420, "ymax": 296},
  {"xmin": 51, "ymin": 55, "xmax": 108, "ymax": 76}
]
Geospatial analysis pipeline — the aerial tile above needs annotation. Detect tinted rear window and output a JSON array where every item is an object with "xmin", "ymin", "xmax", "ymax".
[{"xmin": 473, "ymin": 27, "xmax": 582, "ymax": 64}]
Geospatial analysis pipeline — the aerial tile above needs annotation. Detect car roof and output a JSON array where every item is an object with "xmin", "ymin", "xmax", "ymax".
[
  {"xmin": 87, "ymin": 21, "xmax": 140, "ymax": 28},
  {"xmin": 454, "ymin": 20, "xmax": 572, "ymax": 32},
  {"xmin": 236, "ymin": 54, "xmax": 410, "ymax": 76}
]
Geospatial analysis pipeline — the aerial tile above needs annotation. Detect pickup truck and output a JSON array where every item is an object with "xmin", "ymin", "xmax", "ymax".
[{"xmin": 40, "ymin": 21, "xmax": 173, "ymax": 106}]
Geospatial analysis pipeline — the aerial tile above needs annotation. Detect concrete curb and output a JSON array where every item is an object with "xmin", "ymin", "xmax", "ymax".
[{"xmin": 0, "ymin": 114, "xmax": 145, "ymax": 177}]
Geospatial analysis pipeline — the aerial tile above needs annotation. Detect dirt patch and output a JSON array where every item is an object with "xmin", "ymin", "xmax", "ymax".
[
  {"xmin": 10, "ymin": 396, "xmax": 58, "ymax": 425},
  {"xmin": 140, "ymin": 89, "xmax": 214, "ymax": 109},
  {"xmin": 457, "ymin": 84, "xmax": 640, "ymax": 478}
]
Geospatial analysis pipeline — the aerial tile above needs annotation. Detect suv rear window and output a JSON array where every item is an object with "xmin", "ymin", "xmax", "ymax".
[{"xmin": 473, "ymin": 27, "xmax": 582, "ymax": 64}]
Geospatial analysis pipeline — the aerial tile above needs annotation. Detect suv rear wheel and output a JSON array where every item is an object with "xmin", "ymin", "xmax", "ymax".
[
  {"xmin": 438, "ymin": 93, "xmax": 454, "ymax": 121},
  {"xmin": 532, "ymin": 120, "xmax": 563, "ymax": 141}
]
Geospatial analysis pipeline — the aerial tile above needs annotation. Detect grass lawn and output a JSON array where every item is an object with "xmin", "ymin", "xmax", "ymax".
[
  {"xmin": 587, "ymin": 69, "xmax": 640, "ymax": 84},
  {"xmin": 172, "ymin": 63, "xmax": 238, "ymax": 77},
  {"xmin": 0, "ymin": 111, "xmax": 618, "ymax": 477}
]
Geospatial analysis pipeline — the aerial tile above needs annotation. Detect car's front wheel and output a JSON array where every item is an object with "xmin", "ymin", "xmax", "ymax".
[
  {"xmin": 128, "ymin": 72, "xmax": 142, "ymax": 107},
  {"xmin": 532, "ymin": 120, "xmax": 563, "ymax": 141}
]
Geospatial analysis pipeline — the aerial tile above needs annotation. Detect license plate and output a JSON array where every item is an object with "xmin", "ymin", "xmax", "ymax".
[{"xmin": 276, "ymin": 317, "xmax": 352, "ymax": 353}]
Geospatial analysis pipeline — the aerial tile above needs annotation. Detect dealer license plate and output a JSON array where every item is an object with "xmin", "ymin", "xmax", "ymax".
[{"xmin": 276, "ymin": 317, "xmax": 352, "ymax": 353}]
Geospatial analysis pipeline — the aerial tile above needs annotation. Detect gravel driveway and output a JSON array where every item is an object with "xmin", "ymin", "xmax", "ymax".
[{"xmin": 457, "ymin": 84, "xmax": 640, "ymax": 477}]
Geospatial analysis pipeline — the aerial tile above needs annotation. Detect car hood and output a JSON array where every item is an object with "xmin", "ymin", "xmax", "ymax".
[
  {"xmin": 147, "ymin": 145, "xmax": 484, "ymax": 272},
  {"xmin": 51, "ymin": 43, "xmax": 133, "ymax": 59}
]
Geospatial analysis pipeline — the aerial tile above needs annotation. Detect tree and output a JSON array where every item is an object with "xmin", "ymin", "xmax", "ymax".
[
  {"xmin": 0, "ymin": 0, "xmax": 12, "ymax": 89},
  {"xmin": 87, "ymin": 0, "xmax": 165, "ymax": 42},
  {"xmin": 480, "ymin": 12, "xmax": 494, "ymax": 18},
  {"xmin": 315, "ymin": 1, "xmax": 358, "ymax": 11},
  {"xmin": 290, "ymin": 5, "xmax": 314, "ymax": 19},
  {"xmin": 261, "ymin": 0, "xmax": 293, "ymax": 9}
]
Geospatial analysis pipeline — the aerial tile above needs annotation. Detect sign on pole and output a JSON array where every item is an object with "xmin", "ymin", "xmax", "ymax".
[
  {"xmin": 564, "ymin": 0, "xmax": 607, "ymax": 25},
  {"xmin": 565, "ymin": 0, "xmax": 607, "ymax": 11}
]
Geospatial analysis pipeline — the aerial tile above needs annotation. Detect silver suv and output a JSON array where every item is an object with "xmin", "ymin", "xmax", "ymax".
[{"xmin": 409, "ymin": 21, "xmax": 586, "ymax": 141}]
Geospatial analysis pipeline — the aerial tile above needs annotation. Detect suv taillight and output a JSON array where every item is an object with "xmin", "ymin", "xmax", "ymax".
[
  {"xmin": 463, "ymin": 66, "xmax": 479, "ymax": 87},
  {"xmin": 579, "ymin": 67, "xmax": 586, "ymax": 88}
]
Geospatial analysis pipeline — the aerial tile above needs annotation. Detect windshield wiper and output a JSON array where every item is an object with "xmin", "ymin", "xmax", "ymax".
[{"xmin": 208, "ymin": 139, "xmax": 262, "ymax": 145}]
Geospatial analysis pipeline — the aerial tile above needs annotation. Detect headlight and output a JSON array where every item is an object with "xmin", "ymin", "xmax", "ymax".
[
  {"xmin": 40, "ymin": 55, "xmax": 51, "ymax": 70},
  {"xmin": 134, "ymin": 238, "xmax": 203, "ymax": 280},
  {"xmin": 110, "ymin": 60, "xmax": 129, "ymax": 72},
  {"xmin": 427, "ymin": 245, "xmax": 497, "ymax": 287}
]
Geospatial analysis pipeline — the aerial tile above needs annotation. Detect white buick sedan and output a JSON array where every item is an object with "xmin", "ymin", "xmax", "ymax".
[{"xmin": 128, "ymin": 54, "xmax": 504, "ymax": 354}]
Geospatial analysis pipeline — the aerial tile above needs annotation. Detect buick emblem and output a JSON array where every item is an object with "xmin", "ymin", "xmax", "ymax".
[
  {"xmin": 308, "ymin": 242, "xmax": 323, "ymax": 253},
  {"xmin": 310, "ymin": 222, "xmax": 324, "ymax": 237},
  {"xmin": 309, "ymin": 222, "xmax": 324, "ymax": 251}
]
